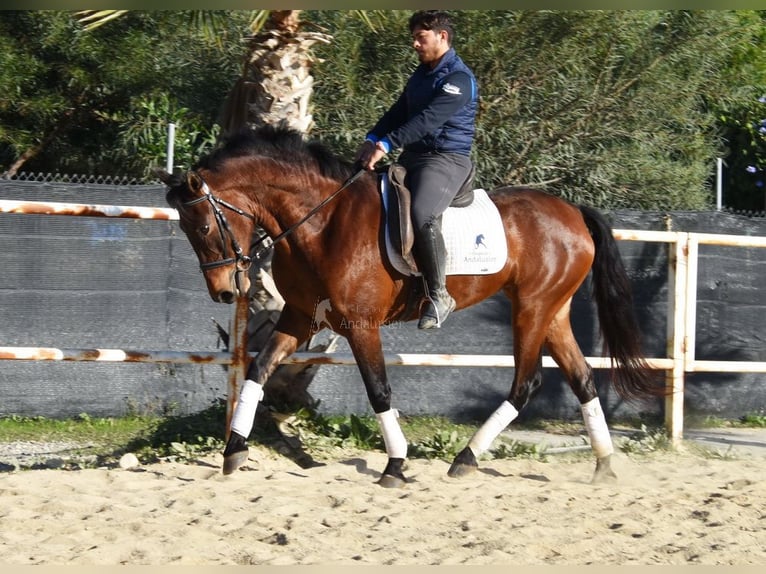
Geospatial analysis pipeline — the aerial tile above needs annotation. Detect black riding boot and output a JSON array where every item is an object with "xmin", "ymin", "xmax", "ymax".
[{"xmin": 415, "ymin": 218, "xmax": 455, "ymax": 329}]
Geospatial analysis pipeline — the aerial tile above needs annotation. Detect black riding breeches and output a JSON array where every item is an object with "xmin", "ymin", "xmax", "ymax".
[{"xmin": 398, "ymin": 150, "xmax": 473, "ymax": 230}]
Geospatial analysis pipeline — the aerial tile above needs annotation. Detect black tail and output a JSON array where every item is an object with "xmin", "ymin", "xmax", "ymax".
[{"xmin": 579, "ymin": 205, "xmax": 665, "ymax": 401}]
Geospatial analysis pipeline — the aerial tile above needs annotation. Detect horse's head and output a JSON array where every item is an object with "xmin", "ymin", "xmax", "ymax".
[{"xmin": 158, "ymin": 168, "xmax": 255, "ymax": 304}]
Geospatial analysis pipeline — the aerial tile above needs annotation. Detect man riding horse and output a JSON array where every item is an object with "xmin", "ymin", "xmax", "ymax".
[{"xmin": 356, "ymin": 10, "xmax": 478, "ymax": 330}]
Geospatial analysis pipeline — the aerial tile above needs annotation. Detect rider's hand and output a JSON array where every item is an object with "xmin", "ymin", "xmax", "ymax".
[{"xmin": 355, "ymin": 140, "xmax": 387, "ymax": 171}]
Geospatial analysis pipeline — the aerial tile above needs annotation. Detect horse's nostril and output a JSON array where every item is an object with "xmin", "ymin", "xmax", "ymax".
[{"xmin": 218, "ymin": 291, "xmax": 235, "ymax": 304}]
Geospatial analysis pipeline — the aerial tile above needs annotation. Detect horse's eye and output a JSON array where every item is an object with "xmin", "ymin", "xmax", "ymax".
[{"xmin": 198, "ymin": 224, "xmax": 210, "ymax": 236}]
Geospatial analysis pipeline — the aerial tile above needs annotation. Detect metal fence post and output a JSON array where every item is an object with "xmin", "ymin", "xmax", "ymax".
[{"xmin": 166, "ymin": 122, "xmax": 176, "ymax": 173}]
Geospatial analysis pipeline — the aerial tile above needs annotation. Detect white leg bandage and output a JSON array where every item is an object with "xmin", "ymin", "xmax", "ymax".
[
  {"xmin": 376, "ymin": 409, "xmax": 408, "ymax": 459},
  {"xmin": 468, "ymin": 400, "xmax": 519, "ymax": 456},
  {"xmin": 230, "ymin": 379, "xmax": 264, "ymax": 439},
  {"xmin": 581, "ymin": 397, "xmax": 614, "ymax": 458}
]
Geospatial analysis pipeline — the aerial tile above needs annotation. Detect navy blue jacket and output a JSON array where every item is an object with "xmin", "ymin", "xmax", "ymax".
[{"xmin": 366, "ymin": 48, "xmax": 478, "ymax": 156}]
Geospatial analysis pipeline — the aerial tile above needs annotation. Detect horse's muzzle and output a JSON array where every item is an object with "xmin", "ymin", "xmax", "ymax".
[
  {"xmin": 206, "ymin": 267, "xmax": 250, "ymax": 304},
  {"xmin": 217, "ymin": 290, "xmax": 237, "ymax": 304}
]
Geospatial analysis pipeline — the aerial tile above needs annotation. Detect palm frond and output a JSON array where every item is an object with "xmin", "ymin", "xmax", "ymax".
[
  {"xmin": 188, "ymin": 11, "xmax": 230, "ymax": 49},
  {"xmin": 350, "ymin": 10, "xmax": 384, "ymax": 34},
  {"xmin": 248, "ymin": 11, "xmax": 271, "ymax": 35},
  {"xmin": 75, "ymin": 10, "xmax": 129, "ymax": 32}
]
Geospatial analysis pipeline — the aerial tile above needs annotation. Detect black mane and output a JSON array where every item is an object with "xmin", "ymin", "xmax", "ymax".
[{"xmin": 195, "ymin": 123, "xmax": 354, "ymax": 182}]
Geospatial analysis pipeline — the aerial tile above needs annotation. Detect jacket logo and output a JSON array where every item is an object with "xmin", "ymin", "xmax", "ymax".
[{"xmin": 442, "ymin": 82, "xmax": 462, "ymax": 95}]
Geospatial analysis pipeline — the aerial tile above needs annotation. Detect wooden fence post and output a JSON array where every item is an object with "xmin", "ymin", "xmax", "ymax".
[{"xmin": 226, "ymin": 294, "xmax": 250, "ymax": 439}]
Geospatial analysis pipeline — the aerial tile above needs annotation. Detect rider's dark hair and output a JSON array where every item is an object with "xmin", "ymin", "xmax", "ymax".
[{"xmin": 409, "ymin": 10, "xmax": 454, "ymax": 45}]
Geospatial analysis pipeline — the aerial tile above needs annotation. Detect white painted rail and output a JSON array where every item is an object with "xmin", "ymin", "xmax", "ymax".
[{"xmin": 0, "ymin": 198, "xmax": 178, "ymax": 220}]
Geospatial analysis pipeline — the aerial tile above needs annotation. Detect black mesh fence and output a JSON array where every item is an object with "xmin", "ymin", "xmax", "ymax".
[
  {"xmin": 0, "ymin": 178, "xmax": 234, "ymax": 418},
  {"xmin": 1, "ymin": 175, "xmax": 765, "ymax": 422}
]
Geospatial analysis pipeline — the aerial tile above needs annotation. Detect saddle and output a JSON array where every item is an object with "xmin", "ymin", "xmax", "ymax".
[{"xmin": 385, "ymin": 162, "xmax": 475, "ymax": 269}]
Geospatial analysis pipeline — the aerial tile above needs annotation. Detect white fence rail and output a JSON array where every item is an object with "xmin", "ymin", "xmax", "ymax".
[{"xmin": 1, "ymin": 198, "xmax": 764, "ymax": 441}]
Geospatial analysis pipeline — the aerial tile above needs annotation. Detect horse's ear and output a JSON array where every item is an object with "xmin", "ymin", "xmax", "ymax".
[
  {"xmin": 153, "ymin": 168, "xmax": 172, "ymax": 185},
  {"xmin": 186, "ymin": 171, "xmax": 205, "ymax": 196}
]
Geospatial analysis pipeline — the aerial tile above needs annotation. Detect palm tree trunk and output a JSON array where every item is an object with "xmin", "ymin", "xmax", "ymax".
[
  {"xmin": 220, "ymin": 10, "xmax": 338, "ymax": 416},
  {"xmin": 220, "ymin": 10, "xmax": 332, "ymax": 135}
]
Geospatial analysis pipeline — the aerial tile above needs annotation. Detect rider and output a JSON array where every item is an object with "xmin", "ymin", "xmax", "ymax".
[{"xmin": 355, "ymin": 10, "xmax": 479, "ymax": 329}]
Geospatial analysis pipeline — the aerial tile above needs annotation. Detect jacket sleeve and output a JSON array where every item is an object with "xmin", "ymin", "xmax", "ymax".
[
  {"xmin": 366, "ymin": 90, "xmax": 409, "ymax": 144},
  {"xmin": 382, "ymin": 71, "xmax": 474, "ymax": 151}
]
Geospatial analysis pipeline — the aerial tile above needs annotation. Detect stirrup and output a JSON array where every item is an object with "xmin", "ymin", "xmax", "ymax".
[{"xmin": 418, "ymin": 293, "xmax": 456, "ymax": 329}]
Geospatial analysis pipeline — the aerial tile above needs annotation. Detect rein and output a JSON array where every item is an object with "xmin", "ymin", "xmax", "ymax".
[
  {"xmin": 183, "ymin": 168, "xmax": 365, "ymax": 281},
  {"xmin": 250, "ymin": 167, "xmax": 365, "ymax": 260}
]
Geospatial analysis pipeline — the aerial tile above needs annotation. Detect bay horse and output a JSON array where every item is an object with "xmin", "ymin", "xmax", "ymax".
[{"xmin": 158, "ymin": 124, "xmax": 663, "ymax": 488}]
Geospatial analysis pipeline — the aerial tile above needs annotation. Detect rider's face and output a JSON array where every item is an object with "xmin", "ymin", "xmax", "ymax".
[{"xmin": 412, "ymin": 26, "xmax": 449, "ymax": 68}]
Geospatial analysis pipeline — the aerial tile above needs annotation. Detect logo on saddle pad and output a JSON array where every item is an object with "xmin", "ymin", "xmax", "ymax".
[{"xmin": 379, "ymin": 176, "xmax": 507, "ymax": 277}]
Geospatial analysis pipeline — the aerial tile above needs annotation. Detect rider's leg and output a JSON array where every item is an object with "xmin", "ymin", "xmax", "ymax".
[
  {"xmin": 413, "ymin": 216, "xmax": 455, "ymax": 329},
  {"xmin": 402, "ymin": 151, "xmax": 472, "ymax": 329}
]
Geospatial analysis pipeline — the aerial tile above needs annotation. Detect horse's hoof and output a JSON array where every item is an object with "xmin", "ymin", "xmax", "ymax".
[
  {"xmin": 447, "ymin": 462, "xmax": 478, "ymax": 478},
  {"xmin": 376, "ymin": 458, "xmax": 407, "ymax": 488},
  {"xmin": 222, "ymin": 449, "xmax": 249, "ymax": 475},
  {"xmin": 447, "ymin": 446, "xmax": 478, "ymax": 478},
  {"xmin": 592, "ymin": 468, "xmax": 618, "ymax": 483},
  {"xmin": 377, "ymin": 474, "xmax": 407, "ymax": 488},
  {"xmin": 591, "ymin": 455, "xmax": 618, "ymax": 483}
]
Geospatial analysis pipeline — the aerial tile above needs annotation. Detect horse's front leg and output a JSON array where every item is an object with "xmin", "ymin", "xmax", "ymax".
[
  {"xmin": 222, "ymin": 305, "xmax": 309, "ymax": 475},
  {"xmin": 346, "ymin": 327, "xmax": 408, "ymax": 489}
]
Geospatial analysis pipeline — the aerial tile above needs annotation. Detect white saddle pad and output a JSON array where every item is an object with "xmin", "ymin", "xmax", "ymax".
[{"xmin": 380, "ymin": 177, "xmax": 507, "ymax": 276}]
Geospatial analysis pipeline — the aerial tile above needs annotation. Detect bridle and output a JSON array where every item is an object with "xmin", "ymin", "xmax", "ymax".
[
  {"xmin": 182, "ymin": 180, "xmax": 256, "ymax": 294},
  {"xmin": 180, "ymin": 167, "xmax": 365, "ymax": 290}
]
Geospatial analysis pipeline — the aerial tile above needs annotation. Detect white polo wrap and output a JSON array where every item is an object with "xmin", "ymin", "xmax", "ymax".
[
  {"xmin": 230, "ymin": 379, "xmax": 264, "ymax": 439},
  {"xmin": 581, "ymin": 397, "xmax": 614, "ymax": 458},
  {"xmin": 376, "ymin": 408, "xmax": 408, "ymax": 459},
  {"xmin": 468, "ymin": 400, "xmax": 519, "ymax": 456}
]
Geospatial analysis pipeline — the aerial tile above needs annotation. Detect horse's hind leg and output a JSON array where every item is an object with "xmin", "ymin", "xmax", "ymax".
[
  {"xmin": 447, "ymin": 359, "xmax": 542, "ymax": 478},
  {"xmin": 222, "ymin": 305, "xmax": 309, "ymax": 475},
  {"xmin": 345, "ymin": 327, "xmax": 408, "ymax": 488},
  {"xmin": 545, "ymin": 301, "xmax": 617, "ymax": 483},
  {"xmin": 448, "ymin": 306, "xmax": 546, "ymax": 478}
]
